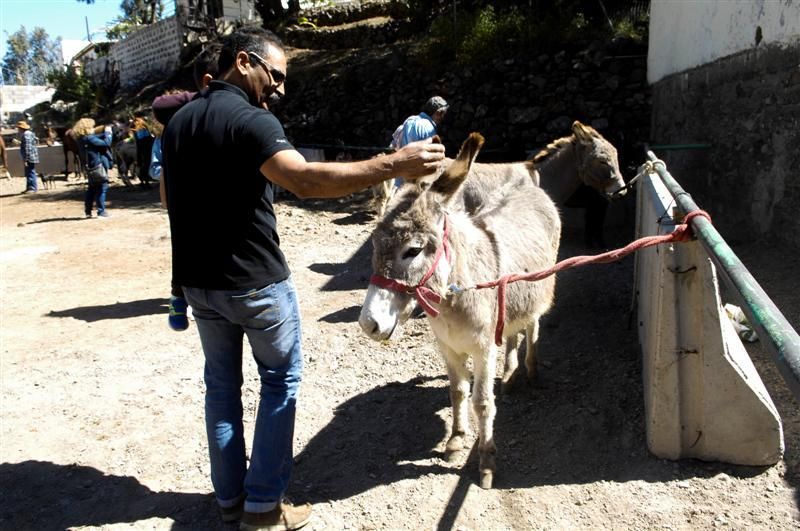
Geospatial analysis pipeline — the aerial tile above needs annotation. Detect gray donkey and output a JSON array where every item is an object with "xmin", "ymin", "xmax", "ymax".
[
  {"xmin": 461, "ymin": 121, "xmax": 627, "ymax": 214},
  {"xmin": 359, "ymin": 133, "xmax": 561, "ymax": 489}
]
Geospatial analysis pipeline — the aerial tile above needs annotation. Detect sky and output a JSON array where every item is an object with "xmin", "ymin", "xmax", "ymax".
[{"xmin": 0, "ymin": 0, "xmax": 124, "ymax": 62}]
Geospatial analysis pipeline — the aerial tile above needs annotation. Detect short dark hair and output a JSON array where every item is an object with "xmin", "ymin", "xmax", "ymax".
[
  {"xmin": 217, "ymin": 26, "xmax": 284, "ymax": 75},
  {"xmin": 422, "ymin": 96, "xmax": 448, "ymax": 116},
  {"xmin": 193, "ymin": 42, "xmax": 222, "ymax": 89}
]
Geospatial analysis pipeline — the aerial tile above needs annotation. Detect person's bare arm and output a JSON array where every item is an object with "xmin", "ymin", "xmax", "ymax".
[{"xmin": 260, "ymin": 139, "xmax": 445, "ymax": 199}]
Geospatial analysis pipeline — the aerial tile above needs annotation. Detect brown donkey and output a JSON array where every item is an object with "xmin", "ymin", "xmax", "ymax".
[{"xmin": 359, "ymin": 133, "xmax": 561, "ymax": 488}]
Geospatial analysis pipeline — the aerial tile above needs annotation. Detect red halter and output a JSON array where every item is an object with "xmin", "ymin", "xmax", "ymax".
[{"xmin": 369, "ymin": 216, "xmax": 452, "ymax": 318}]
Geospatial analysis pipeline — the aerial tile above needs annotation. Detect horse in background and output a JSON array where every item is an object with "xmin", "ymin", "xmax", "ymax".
[
  {"xmin": 56, "ymin": 118, "xmax": 97, "ymax": 181},
  {"xmin": 62, "ymin": 128, "xmax": 85, "ymax": 180},
  {"xmin": 0, "ymin": 135, "xmax": 10, "ymax": 179},
  {"xmin": 114, "ymin": 139, "xmax": 137, "ymax": 187}
]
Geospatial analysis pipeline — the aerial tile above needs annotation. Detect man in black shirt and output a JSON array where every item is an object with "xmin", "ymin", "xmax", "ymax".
[{"xmin": 162, "ymin": 27, "xmax": 444, "ymax": 531}]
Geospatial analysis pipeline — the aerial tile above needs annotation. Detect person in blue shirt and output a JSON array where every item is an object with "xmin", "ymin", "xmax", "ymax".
[
  {"xmin": 390, "ymin": 96, "xmax": 448, "ymax": 186},
  {"xmin": 83, "ymin": 125, "xmax": 114, "ymax": 218},
  {"xmin": 149, "ymin": 134, "xmax": 163, "ymax": 182}
]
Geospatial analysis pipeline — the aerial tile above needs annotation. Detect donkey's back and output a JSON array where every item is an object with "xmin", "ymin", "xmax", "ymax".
[{"xmin": 457, "ymin": 176, "xmax": 561, "ymax": 336}]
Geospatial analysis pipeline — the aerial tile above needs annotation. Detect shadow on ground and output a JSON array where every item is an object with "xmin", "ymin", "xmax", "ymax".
[
  {"xmin": 293, "ymin": 229, "xmax": 782, "ymax": 510},
  {"xmin": 47, "ymin": 298, "xmax": 167, "ymax": 322},
  {"xmin": 0, "ymin": 461, "xmax": 227, "ymax": 530},
  {"xmin": 7, "ymin": 180, "xmax": 163, "ymax": 219}
]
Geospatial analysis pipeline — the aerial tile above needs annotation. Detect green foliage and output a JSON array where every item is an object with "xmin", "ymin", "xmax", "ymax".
[
  {"xmin": 456, "ymin": 5, "xmax": 525, "ymax": 64},
  {"xmin": 297, "ymin": 16, "xmax": 318, "ymax": 30},
  {"xmin": 106, "ymin": 20, "xmax": 140, "ymax": 40},
  {"xmin": 611, "ymin": 7, "xmax": 649, "ymax": 41},
  {"xmin": 416, "ymin": 1, "xmax": 649, "ymax": 67},
  {"xmin": 47, "ymin": 67, "xmax": 98, "ymax": 118},
  {"xmin": 105, "ymin": 0, "xmax": 164, "ymax": 39},
  {"xmin": 2, "ymin": 26, "xmax": 62, "ymax": 85}
]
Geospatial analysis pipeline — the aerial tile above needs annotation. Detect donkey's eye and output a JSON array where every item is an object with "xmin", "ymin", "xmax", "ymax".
[{"xmin": 402, "ymin": 246, "xmax": 424, "ymax": 260}]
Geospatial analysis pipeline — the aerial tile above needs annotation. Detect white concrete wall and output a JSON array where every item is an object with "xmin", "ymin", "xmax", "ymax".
[
  {"xmin": 634, "ymin": 163, "xmax": 784, "ymax": 465},
  {"xmin": 648, "ymin": 0, "xmax": 800, "ymax": 83},
  {"xmin": 0, "ymin": 86, "xmax": 56, "ymax": 123}
]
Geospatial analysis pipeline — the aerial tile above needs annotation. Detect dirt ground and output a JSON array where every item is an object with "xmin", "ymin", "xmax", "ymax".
[{"xmin": 1, "ymin": 172, "xmax": 798, "ymax": 530}]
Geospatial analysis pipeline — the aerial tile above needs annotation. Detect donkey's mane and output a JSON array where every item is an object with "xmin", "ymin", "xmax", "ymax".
[{"xmin": 531, "ymin": 135, "xmax": 575, "ymax": 164}]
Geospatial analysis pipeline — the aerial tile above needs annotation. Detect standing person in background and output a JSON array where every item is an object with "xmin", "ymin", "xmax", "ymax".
[
  {"xmin": 151, "ymin": 41, "xmax": 222, "ymax": 332},
  {"xmin": 162, "ymin": 27, "xmax": 444, "ymax": 530},
  {"xmin": 389, "ymin": 96, "xmax": 448, "ymax": 187},
  {"xmin": 392, "ymin": 96, "xmax": 449, "ymax": 149},
  {"xmin": 83, "ymin": 125, "xmax": 115, "ymax": 218},
  {"xmin": 17, "ymin": 120, "xmax": 39, "ymax": 193},
  {"xmin": 133, "ymin": 114, "xmax": 155, "ymax": 188}
]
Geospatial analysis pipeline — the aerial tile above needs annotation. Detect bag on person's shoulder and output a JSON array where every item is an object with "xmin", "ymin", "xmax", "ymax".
[{"xmin": 87, "ymin": 164, "xmax": 108, "ymax": 185}]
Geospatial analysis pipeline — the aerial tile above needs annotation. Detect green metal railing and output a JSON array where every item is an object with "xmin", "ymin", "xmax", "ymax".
[{"xmin": 646, "ymin": 150, "xmax": 800, "ymax": 402}]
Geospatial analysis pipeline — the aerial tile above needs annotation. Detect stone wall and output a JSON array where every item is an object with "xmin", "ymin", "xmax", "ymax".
[
  {"xmin": 279, "ymin": 38, "xmax": 652, "ymax": 179},
  {"xmin": 650, "ymin": 42, "xmax": 800, "ymax": 248},
  {"xmin": 109, "ymin": 16, "xmax": 184, "ymax": 88}
]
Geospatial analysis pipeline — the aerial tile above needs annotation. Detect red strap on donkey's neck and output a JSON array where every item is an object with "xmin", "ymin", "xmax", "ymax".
[
  {"xmin": 369, "ymin": 216, "xmax": 452, "ymax": 318},
  {"xmin": 476, "ymin": 210, "xmax": 712, "ymax": 346}
]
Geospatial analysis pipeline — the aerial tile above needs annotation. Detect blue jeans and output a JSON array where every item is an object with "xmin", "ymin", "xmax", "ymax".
[
  {"xmin": 84, "ymin": 181, "xmax": 108, "ymax": 215},
  {"xmin": 24, "ymin": 162, "xmax": 37, "ymax": 191},
  {"xmin": 183, "ymin": 277, "xmax": 303, "ymax": 513}
]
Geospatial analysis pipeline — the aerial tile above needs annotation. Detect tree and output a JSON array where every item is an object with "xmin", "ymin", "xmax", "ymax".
[
  {"xmin": 1, "ymin": 26, "xmax": 62, "ymax": 85},
  {"xmin": 119, "ymin": 0, "xmax": 165, "ymax": 25},
  {"xmin": 254, "ymin": 0, "xmax": 301, "ymax": 30},
  {"xmin": 47, "ymin": 67, "xmax": 98, "ymax": 118},
  {"xmin": 77, "ymin": 0, "xmax": 164, "ymax": 39}
]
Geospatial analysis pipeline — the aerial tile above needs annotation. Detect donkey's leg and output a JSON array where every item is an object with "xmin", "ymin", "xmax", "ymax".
[
  {"xmin": 525, "ymin": 318, "xmax": 540, "ymax": 381},
  {"xmin": 441, "ymin": 347, "xmax": 470, "ymax": 456},
  {"xmin": 501, "ymin": 333, "xmax": 520, "ymax": 394},
  {"xmin": 472, "ymin": 344, "xmax": 497, "ymax": 489}
]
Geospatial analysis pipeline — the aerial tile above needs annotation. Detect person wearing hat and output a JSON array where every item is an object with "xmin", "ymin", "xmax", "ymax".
[
  {"xmin": 391, "ymin": 96, "xmax": 448, "ymax": 150},
  {"xmin": 17, "ymin": 120, "xmax": 39, "ymax": 193},
  {"xmin": 389, "ymin": 96, "xmax": 449, "ymax": 187}
]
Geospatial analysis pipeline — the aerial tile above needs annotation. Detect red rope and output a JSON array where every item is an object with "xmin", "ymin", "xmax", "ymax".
[
  {"xmin": 369, "ymin": 217, "xmax": 452, "ymax": 318},
  {"xmin": 477, "ymin": 210, "xmax": 712, "ymax": 346}
]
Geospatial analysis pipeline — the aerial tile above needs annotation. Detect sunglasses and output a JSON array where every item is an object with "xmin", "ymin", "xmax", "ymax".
[{"xmin": 247, "ymin": 51, "xmax": 286, "ymax": 84}]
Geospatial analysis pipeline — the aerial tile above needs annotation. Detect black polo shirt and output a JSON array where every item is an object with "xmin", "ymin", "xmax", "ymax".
[{"xmin": 163, "ymin": 80, "xmax": 294, "ymax": 289}]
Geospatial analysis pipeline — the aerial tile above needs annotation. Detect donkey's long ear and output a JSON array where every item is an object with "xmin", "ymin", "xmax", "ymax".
[
  {"xmin": 572, "ymin": 121, "xmax": 596, "ymax": 144},
  {"xmin": 429, "ymin": 132, "xmax": 484, "ymax": 197}
]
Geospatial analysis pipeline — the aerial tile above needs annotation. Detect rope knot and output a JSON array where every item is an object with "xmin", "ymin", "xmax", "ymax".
[{"xmin": 673, "ymin": 209, "xmax": 712, "ymax": 241}]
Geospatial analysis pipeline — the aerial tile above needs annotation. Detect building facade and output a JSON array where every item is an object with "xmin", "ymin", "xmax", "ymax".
[{"xmin": 648, "ymin": 0, "xmax": 800, "ymax": 248}]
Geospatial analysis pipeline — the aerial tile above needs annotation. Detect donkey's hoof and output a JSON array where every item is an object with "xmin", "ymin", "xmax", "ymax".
[
  {"xmin": 446, "ymin": 434, "xmax": 466, "ymax": 452},
  {"xmin": 479, "ymin": 470, "xmax": 494, "ymax": 489}
]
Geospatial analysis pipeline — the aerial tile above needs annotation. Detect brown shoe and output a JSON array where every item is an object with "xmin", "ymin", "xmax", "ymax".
[
  {"xmin": 239, "ymin": 501, "xmax": 312, "ymax": 531},
  {"xmin": 220, "ymin": 498, "xmax": 244, "ymax": 522}
]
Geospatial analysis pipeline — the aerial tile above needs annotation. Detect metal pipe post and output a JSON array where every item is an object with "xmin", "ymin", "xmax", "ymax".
[{"xmin": 646, "ymin": 151, "xmax": 800, "ymax": 403}]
